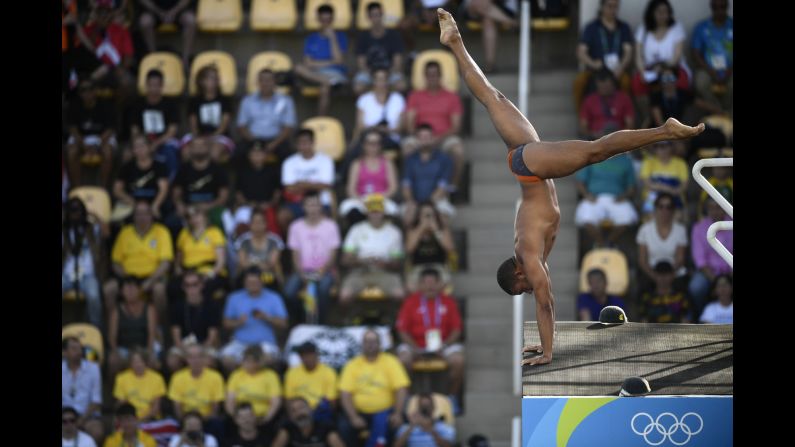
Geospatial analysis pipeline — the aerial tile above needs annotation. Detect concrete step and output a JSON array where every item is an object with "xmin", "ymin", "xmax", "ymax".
[
  {"xmin": 466, "ymin": 318, "xmax": 517, "ymax": 344},
  {"xmin": 471, "ymin": 184, "xmax": 523, "ymax": 204},
  {"xmin": 467, "ymin": 345, "xmax": 516, "ymax": 367},
  {"xmin": 528, "ymin": 93, "xmax": 576, "ymax": 115},
  {"xmin": 531, "ymin": 70, "xmax": 578, "ymax": 94}
]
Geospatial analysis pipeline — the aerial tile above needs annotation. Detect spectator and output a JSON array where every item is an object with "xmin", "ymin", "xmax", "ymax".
[
  {"xmin": 66, "ymin": 79, "xmax": 116, "ymax": 187},
  {"xmin": 404, "ymin": 204, "xmax": 455, "ymax": 291},
  {"xmin": 281, "ymin": 128, "xmax": 335, "ymax": 220},
  {"xmin": 225, "ymin": 345, "xmax": 283, "ymax": 428},
  {"xmin": 688, "ymin": 198, "xmax": 733, "ymax": 315},
  {"xmin": 578, "ymin": 69, "xmax": 635, "ymax": 141},
  {"xmin": 399, "ymin": 0, "xmax": 451, "ymax": 52},
  {"xmin": 62, "ymin": 406, "xmax": 98, "ymax": 447},
  {"xmin": 402, "ymin": 124, "xmax": 456, "ymax": 223},
  {"xmin": 284, "ymin": 193, "xmax": 341, "ymax": 324},
  {"xmin": 294, "ymin": 4, "xmax": 349, "ymax": 115},
  {"xmin": 234, "ymin": 211, "xmax": 285, "ymax": 290},
  {"xmin": 699, "ymin": 274, "xmax": 733, "ymax": 324},
  {"xmin": 574, "ymin": 153, "xmax": 637, "ymax": 247},
  {"xmin": 103, "ymin": 403, "xmax": 157, "ymax": 447},
  {"xmin": 639, "ymin": 141, "xmax": 688, "ymax": 216},
  {"xmin": 691, "ymin": 0, "xmax": 733, "ymax": 116},
  {"xmin": 698, "ymin": 165, "xmax": 732, "ymax": 213},
  {"xmin": 113, "ymin": 348, "xmax": 167, "ymax": 420},
  {"xmin": 185, "ymin": 65, "xmax": 235, "ymax": 164},
  {"xmin": 638, "ymin": 261, "xmax": 690, "ymax": 323},
  {"xmin": 394, "ymin": 393, "xmax": 455, "ymax": 447},
  {"xmin": 62, "ymin": 337, "xmax": 104, "ymax": 443},
  {"xmin": 168, "ymin": 412, "xmax": 220, "ymax": 447},
  {"xmin": 339, "ymin": 330, "xmax": 410, "ymax": 447},
  {"xmin": 130, "ymin": 69, "xmax": 180, "ymax": 180},
  {"xmin": 138, "ymin": 0, "xmax": 197, "ymax": 67},
  {"xmin": 403, "ymin": 61, "xmax": 466, "ymax": 188},
  {"xmin": 574, "ymin": 0, "xmax": 633, "ymax": 110},
  {"xmin": 113, "ymin": 135, "xmax": 169, "ymax": 219},
  {"xmin": 224, "ymin": 144, "xmax": 283, "ymax": 240},
  {"xmin": 175, "ymin": 206, "xmax": 228, "ymax": 299},
  {"xmin": 108, "ymin": 276, "xmax": 160, "ymax": 376},
  {"xmin": 340, "ymin": 129, "xmax": 400, "ymax": 223},
  {"xmin": 284, "ymin": 342, "xmax": 339, "ymax": 421},
  {"xmin": 104, "ymin": 201, "xmax": 173, "ymax": 322},
  {"xmin": 353, "ymin": 67, "xmax": 406, "ymax": 153},
  {"xmin": 353, "ymin": 2, "xmax": 407, "ymax": 95},
  {"xmin": 171, "ymin": 137, "xmax": 231, "ymax": 230},
  {"xmin": 167, "ymin": 343, "xmax": 225, "ymax": 433},
  {"xmin": 468, "ymin": 434, "xmax": 491, "ymax": 447},
  {"xmin": 272, "ymin": 397, "xmax": 345, "ymax": 447},
  {"xmin": 221, "ymin": 266, "xmax": 289, "ymax": 373},
  {"xmin": 396, "ymin": 268, "xmax": 464, "ymax": 409},
  {"xmin": 650, "ymin": 67, "xmax": 697, "ymax": 153},
  {"xmin": 636, "ymin": 192, "xmax": 688, "ymax": 291},
  {"xmin": 236, "ymin": 69, "xmax": 297, "ymax": 166},
  {"xmin": 633, "ymin": 0, "xmax": 691, "ymax": 126},
  {"xmin": 464, "ymin": 0, "xmax": 518, "ymax": 73},
  {"xmin": 167, "ymin": 270, "xmax": 222, "ymax": 374},
  {"xmin": 340, "ymin": 194, "xmax": 406, "ymax": 303},
  {"xmin": 576, "ymin": 269, "xmax": 627, "ymax": 321},
  {"xmin": 223, "ymin": 403, "xmax": 271, "ymax": 447},
  {"xmin": 62, "ymin": 197, "xmax": 106, "ymax": 328}
]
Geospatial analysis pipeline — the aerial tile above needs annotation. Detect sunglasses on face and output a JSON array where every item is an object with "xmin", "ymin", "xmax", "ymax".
[
  {"xmin": 62, "ymin": 417, "xmax": 77, "ymax": 424},
  {"xmin": 657, "ymin": 203, "xmax": 674, "ymax": 210},
  {"xmin": 184, "ymin": 281, "xmax": 201, "ymax": 288}
]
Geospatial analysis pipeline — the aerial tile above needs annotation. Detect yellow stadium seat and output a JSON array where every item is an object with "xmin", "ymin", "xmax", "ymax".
[
  {"xmin": 412, "ymin": 357, "xmax": 447, "ymax": 372},
  {"xmin": 69, "ymin": 187, "xmax": 111, "ymax": 225},
  {"xmin": 189, "ymin": 51, "xmax": 238, "ymax": 96},
  {"xmin": 531, "ymin": 17, "xmax": 570, "ymax": 31},
  {"xmin": 579, "ymin": 248, "xmax": 629, "ymax": 296},
  {"xmin": 137, "ymin": 52, "xmax": 185, "ymax": 96},
  {"xmin": 62, "ymin": 323, "xmax": 105, "ymax": 363},
  {"xmin": 356, "ymin": 0, "xmax": 403, "ymax": 30},
  {"xmin": 702, "ymin": 115, "xmax": 733, "ymax": 142},
  {"xmin": 406, "ymin": 393, "xmax": 455, "ymax": 425},
  {"xmin": 247, "ymin": 51, "xmax": 293, "ymax": 95},
  {"xmin": 157, "ymin": 23, "xmax": 178, "ymax": 33},
  {"xmin": 197, "ymin": 0, "xmax": 243, "ymax": 32},
  {"xmin": 251, "ymin": 0, "xmax": 298, "ymax": 31},
  {"xmin": 302, "ymin": 116, "xmax": 346, "ymax": 161},
  {"xmin": 304, "ymin": 0, "xmax": 352, "ymax": 30},
  {"xmin": 412, "ymin": 50, "xmax": 459, "ymax": 92}
]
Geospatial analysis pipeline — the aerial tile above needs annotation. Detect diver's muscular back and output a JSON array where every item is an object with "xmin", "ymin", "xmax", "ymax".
[{"xmin": 515, "ymin": 179, "xmax": 560, "ymax": 263}]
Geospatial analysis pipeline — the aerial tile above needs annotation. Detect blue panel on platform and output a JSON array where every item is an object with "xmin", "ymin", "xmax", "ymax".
[{"xmin": 522, "ymin": 396, "xmax": 732, "ymax": 447}]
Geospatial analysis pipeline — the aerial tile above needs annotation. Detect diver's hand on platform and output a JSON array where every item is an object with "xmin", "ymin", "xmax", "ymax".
[
  {"xmin": 522, "ymin": 354, "xmax": 552, "ymax": 366},
  {"xmin": 664, "ymin": 118, "xmax": 705, "ymax": 139}
]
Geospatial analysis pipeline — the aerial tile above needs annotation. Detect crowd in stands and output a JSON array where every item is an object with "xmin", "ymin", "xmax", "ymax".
[{"xmin": 575, "ymin": 0, "xmax": 733, "ymax": 326}]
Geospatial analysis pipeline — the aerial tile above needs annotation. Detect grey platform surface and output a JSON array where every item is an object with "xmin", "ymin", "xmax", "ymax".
[{"xmin": 522, "ymin": 322, "xmax": 733, "ymax": 396}]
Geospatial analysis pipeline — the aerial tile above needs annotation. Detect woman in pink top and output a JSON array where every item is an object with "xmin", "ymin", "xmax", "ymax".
[{"xmin": 339, "ymin": 130, "xmax": 399, "ymax": 221}]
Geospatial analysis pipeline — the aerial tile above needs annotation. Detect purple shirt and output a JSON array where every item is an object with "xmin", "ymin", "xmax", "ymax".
[
  {"xmin": 287, "ymin": 218, "xmax": 341, "ymax": 272},
  {"xmin": 691, "ymin": 216, "xmax": 733, "ymax": 275}
]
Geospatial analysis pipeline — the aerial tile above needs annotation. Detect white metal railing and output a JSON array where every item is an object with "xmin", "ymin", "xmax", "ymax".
[
  {"xmin": 518, "ymin": 0, "xmax": 531, "ymax": 115},
  {"xmin": 692, "ymin": 158, "xmax": 733, "ymax": 269}
]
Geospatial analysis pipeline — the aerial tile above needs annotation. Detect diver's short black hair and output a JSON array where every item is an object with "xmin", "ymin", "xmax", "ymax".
[{"xmin": 496, "ymin": 257, "xmax": 519, "ymax": 295}]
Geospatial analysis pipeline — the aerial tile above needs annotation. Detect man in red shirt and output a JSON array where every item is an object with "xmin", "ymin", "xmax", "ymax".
[
  {"xmin": 579, "ymin": 69, "xmax": 635, "ymax": 140},
  {"xmin": 403, "ymin": 61, "xmax": 466, "ymax": 188},
  {"xmin": 396, "ymin": 267, "xmax": 464, "ymax": 409}
]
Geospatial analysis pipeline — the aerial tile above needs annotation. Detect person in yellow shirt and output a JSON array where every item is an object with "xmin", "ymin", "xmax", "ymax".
[
  {"xmin": 103, "ymin": 403, "xmax": 157, "ymax": 447},
  {"xmin": 339, "ymin": 330, "xmax": 410, "ymax": 447},
  {"xmin": 168, "ymin": 342, "xmax": 226, "ymax": 439},
  {"xmin": 639, "ymin": 141, "xmax": 689, "ymax": 217},
  {"xmin": 225, "ymin": 345, "xmax": 283, "ymax": 428},
  {"xmin": 113, "ymin": 349, "xmax": 166, "ymax": 420},
  {"xmin": 175, "ymin": 206, "xmax": 227, "ymax": 299},
  {"xmin": 284, "ymin": 341, "xmax": 338, "ymax": 424},
  {"xmin": 103, "ymin": 201, "xmax": 173, "ymax": 322}
]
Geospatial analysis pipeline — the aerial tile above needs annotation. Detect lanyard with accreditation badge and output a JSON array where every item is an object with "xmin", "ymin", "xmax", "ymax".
[{"xmin": 420, "ymin": 296, "xmax": 443, "ymax": 351}]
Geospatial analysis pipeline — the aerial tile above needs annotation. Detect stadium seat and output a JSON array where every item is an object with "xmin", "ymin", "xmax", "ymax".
[
  {"xmin": 62, "ymin": 323, "xmax": 104, "ymax": 363},
  {"xmin": 69, "ymin": 187, "xmax": 111, "ymax": 224},
  {"xmin": 578, "ymin": 248, "xmax": 629, "ymax": 296},
  {"xmin": 304, "ymin": 0, "xmax": 352, "ymax": 30},
  {"xmin": 189, "ymin": 51, "xmax": 238, "ymax": 96},
  {"xmin": 301, "ymin": 117, "xmax": 346, "ymax": 161},
  {"xmin": 412, "ymin": 50, "xmax": 459, "ymax": 92},
  {"xmin": 251, "ymin": 0, "xmax": 297, "ymax": 31},
  {"xmin": 137, "ymin": 52, "xmax": 185, "ymax": 96},
  {"xmin": 531, "ymin": 17, "xmax": 570, "ymax": 30},
  {"xmin": 355, "ymin": 0, "xmax": 403, "ymax": 30},
  {"xmin": 197, "ymin": 0, "xmax": 243, "ymax": 32},
  {"xmin": 247, "ymin": 51, "xmax": 293, "ymax": 95},
  {"xmin": 406, "ymin": 392, "xmax": 455, "ymax": 425},
  {"xmin": 157, "ymin": 23, "xmax": 178, "ymax": 33}
]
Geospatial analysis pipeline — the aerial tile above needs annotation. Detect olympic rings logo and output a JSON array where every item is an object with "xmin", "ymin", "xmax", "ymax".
[{"xmin": 630, "ymin": 412, "xmax": 704, "ymax": 446}]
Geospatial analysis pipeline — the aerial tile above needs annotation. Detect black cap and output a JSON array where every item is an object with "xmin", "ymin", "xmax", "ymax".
[
  {"xmin": 294, "ymin": 341, "xmax": 318, "ymax": 354},
  {"xmin": 599, "ymin": 306, "xmax": 627, "ymax": 325},
  {"xmin": 653, "ymin": 261, "xmax": 674, "ymax": 274},
  {"xmin": 619, "ymin": 377, "xmax": 651, "ymax": 397},
  {"xmin": 468, "ymin": 434, "xmax": 490, "ymax": 447}
]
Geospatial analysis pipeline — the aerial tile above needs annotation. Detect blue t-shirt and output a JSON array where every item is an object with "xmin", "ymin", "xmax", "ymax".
[
  {"xmin": 396, "ymin": 421, "xmax": 456, "ymax": 447},
  {"xmin": 402, "ymin": 149, "xmax": 454, "ymax": 202},
  {"xmin": 304, "ymin": 31, "xmax": 349, "ymax": 74},
  {"xmin": 580, "ymin": 19, "xmax": 633, "ymax": 63},
  {"xmin": 223, "ymin": 288, "xmax": 287, "ymax": 345},
  {"xmin": 577, "ymin": 293, "xmax": 627, "ymax": 321},
  {"xmin": 691, "ymin": 17, "xmax": 733, "ymax": 75},
  {"xmin": 575, "ymin": 154, "xmax": 635, "ymax": 196}
]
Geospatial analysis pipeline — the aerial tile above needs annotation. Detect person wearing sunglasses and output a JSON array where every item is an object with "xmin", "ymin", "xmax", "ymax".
[
  {"xmin": 636, "ymin": 192, "xmax": 689, "ymax": 293},
  {"xmin": 62, "ymin": 406, "xmax": 97, "ymax": 447}
]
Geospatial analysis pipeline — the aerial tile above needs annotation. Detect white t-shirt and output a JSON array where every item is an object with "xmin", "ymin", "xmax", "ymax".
[
  {"xmin": 343, "ymin": 221, "xmax": 404, "ymax": 260},
  {"xmin": 62, "ymin": 431, "xmax": 97, "ymax": 447},
  {"xmin": 700, "ymin": 302, "xmax": 733, "ymax": 324},
  {"xmin": 168, "ymin": 433, "xmax": 219, "ymax": 447},
  {"xmin": 635, "ymin": 22, "xmax": 691, "ymax": 79},
  {"xmin": 636, "ymin": 220, "xmax": 688, "ymax": 274},
  {"xmin": 281, "ymin": 152, "xmax": 335, "ymax": 205},
  {"xmin": 357, "ymin": 91, "xmax": 405, "ymax": 137}
]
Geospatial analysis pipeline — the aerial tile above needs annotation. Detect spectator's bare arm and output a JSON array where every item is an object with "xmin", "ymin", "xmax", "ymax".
[
  {"xmin": 578, "ymin": 308, "xmax": 592, "ymax": 321},
  {"xmin": 346, "ymin": 161, "xmax": 361, "ymax": 198},
  {"xmin": 152, "ymin": 178, "xmax": 169, "ymax": 217},
  {"xmin": 341, "ymin": 392, "xmax": 367, "ymax": 429},
  {"xmin": 576, "ymin": 43, "xmax": 602, "ymax": 70},
  {"xmin": 146, "ymin": 303, "xmax": 158, "ymax": 353},
  {"xmin": 266, "ymin": 125, "xmax": 294, "ymax": 152},
  {"xmin": 271, "ymin": 429, "xmax": 289, "ymax": 447},
  {"xmin": 385, "ymin": 160, "xmax": 399, "ymax": 198},
  {"xmin": 618, "ymin": 42, "xmax": 633, "ymax": 74},
  {"xmin": 113, "ymin": 179, "xmax": 136, "ymax": 206}
]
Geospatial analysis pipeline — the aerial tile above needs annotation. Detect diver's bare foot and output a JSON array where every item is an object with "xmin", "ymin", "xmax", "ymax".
[
  {"xmin": 522, "ymin": 354, "xmax": 552, "ymax": 366},
  {"xmin": 664, "ymin": 117, "xmax": 705, "ymax": 139},
  {"xmin": 523, "ymin": 345, "xmax": 543, "ymax": 353},
  {"xmin": 438, "ymin": 8, "xmax": 461, "ymax": 47}
]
